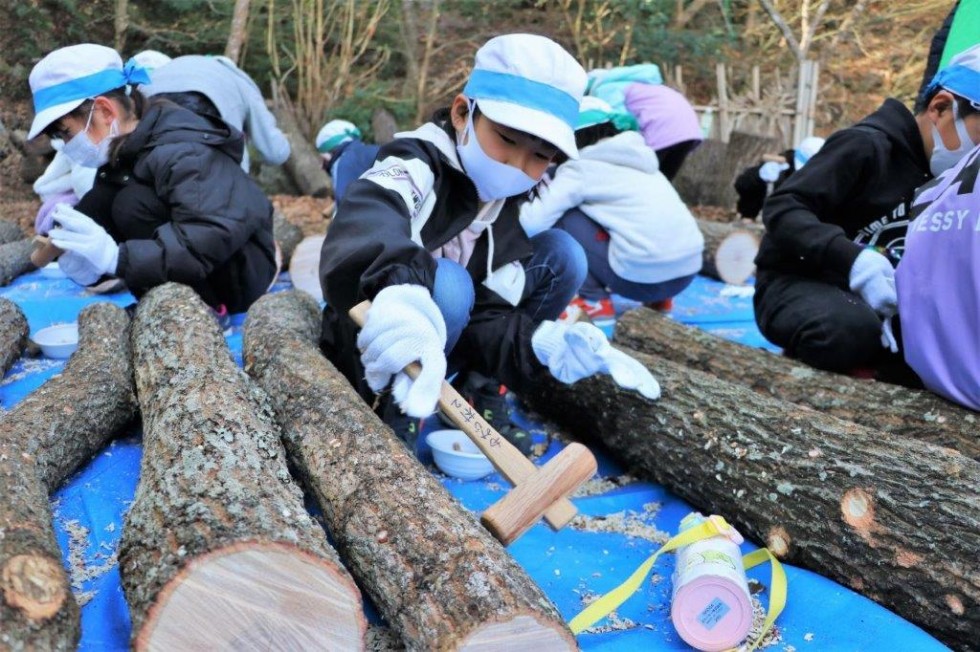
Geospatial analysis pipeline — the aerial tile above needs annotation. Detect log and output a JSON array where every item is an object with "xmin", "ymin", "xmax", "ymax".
[
  {"xmin": 120, "ymin": 283, "xmax": 365, "ymax": 650},
  {"xmin": 243, "ymin": 291, "xmax": 577, "ymax": 651},
  {"xmin": 270, "ymin": 101, "xmax": 332, "ymax": 198},
  {"xmin": 0, "ymin": 303, "xmax": 137, "ymax": 650},
  {"xmin": 273, "ymin": 209, "xmax": 303, "ymax": 268},
  {"xmin": 522, "ymin": 347, "xmax": 980, "ymax": 650},
  {"xmin": 371, "ymin": 108, "xmax": 399, "ymax": 145},
  {"xmin": 673, "ymin": 139, "xmax": 727, "ymax": 206},
  {"xmin": 718, "ymin": 131, "xmax": 782, "ymax": 209},
  {"xmin": 614, "ymin": 308, "xmax": 980, "ymax": 460},
  {"xmin": 0, "ymin": 298, "xmax": 28, "ymax": 377},
  {"xmin": 0, "ymin": 240, "xmax": 38, "ymax": 286},
  {"xmin": 0, "ymin": 220, "xmax": 25, "ymax": 246},
  {"xmin": 696, "ymin": 218, "xmax": 763, "ymax": 285}
]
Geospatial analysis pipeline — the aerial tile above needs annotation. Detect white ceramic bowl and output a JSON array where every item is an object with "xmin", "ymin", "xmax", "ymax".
[
  {"xmin": 33, "ymin": 323, "xmax": 79, "ymax": 359},
  {"xmin": 426, "ymin": 429, "xmax": 494, "ymax": 481},
  {"xmin": 40, "ymin": 262, "xmax": 66, "ymax": 279}
]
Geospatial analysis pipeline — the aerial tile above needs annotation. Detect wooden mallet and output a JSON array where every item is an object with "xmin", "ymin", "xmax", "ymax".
[
  {"xmin": 31, "ymin": 236, "xmax": 63, "ymax": 268},
  {"xmin": 350, "ymin": 300, "xmax": 598, "ymax": 545}
]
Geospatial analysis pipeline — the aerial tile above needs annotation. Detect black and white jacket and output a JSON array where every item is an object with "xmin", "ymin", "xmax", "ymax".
[{"xmin": 319, "ymin": 118, "xmax": 546, "ymax": 398}]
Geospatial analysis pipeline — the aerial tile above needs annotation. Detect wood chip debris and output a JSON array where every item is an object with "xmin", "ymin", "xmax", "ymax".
[
  {"xmin": 572, "ymin": 473, "xmax": 638, "ymax": 497},
  {"xmin": 63, "ymin": 518, "xmax": 120, "ymax": 606},
  {"xmin": 569, "ymin": 502, "xmax": 669, "ymax": 543},
  {"xmin": 736, "ymin": 596, "xmax": 783, "ymax": 650}
]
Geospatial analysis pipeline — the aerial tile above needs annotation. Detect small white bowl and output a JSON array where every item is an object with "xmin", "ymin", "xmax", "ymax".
[
  {"xmin": 426, "ymin": 429, "xmax": 495, "ymax": 481},
  {"xmin": 33, "ymin": 323, "xmax": 79, "ymax": 359},
  {"xmin": 40, "ymin": 262, "xmax": 66, "ymax": 279}
]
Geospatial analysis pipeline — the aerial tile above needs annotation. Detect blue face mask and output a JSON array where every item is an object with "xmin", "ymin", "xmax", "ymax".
[
  {"xmin": 456, "ymin": 103, "xmax": 538, "ymax": 202},
  {"xmin": 930, "ymin": 102, "xmax": 978, "ymax": 177},
  {"xmin": 61, "ymin": 103, "xmax": 117, "ymax": 168}
]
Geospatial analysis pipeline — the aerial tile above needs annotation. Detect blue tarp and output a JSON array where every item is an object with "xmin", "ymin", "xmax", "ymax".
[{"xmin": 0, "ymin": 269, "xmax": 945, "ymax": 651}]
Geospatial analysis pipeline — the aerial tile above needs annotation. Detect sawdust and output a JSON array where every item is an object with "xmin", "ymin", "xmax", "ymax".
[
  {"xmin": 63, "ymin": 518, "xmax": 120, "ymax": 606},
  {"xmin": 1, "ymin": 357, "xmax": 63, "ymax": 385},
  {"xmin": 568, "ymin": 502, "xmax": 669, "ymax": 543},
  {"xmin": 736, "ymin": 596, "xmax": 783, "ymax": 651},
  {"xmin": 572, "ymin": 473, "xmax": 637, "ymax": 497},
  {"xmin": 365, "ymin": 624, "xmax": 404, "ymax": 651}
]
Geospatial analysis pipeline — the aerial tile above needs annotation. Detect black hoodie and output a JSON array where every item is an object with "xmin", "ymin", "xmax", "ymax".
[
  {"xmin": 755, "ymin": 99, "xmax": 932, "ymax": 287},
  {"xmin": 76, "ymin": 100, "xmax": 276, "ymax": 312}
]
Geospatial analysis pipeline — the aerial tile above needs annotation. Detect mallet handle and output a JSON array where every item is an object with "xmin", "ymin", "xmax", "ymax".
[
  {"xmin": 31, "ymin": 236, "xmax": 63, "ymax": 268},
  {"xmin": 350, "ymin": 300, "xmax": 579, "ymax": 530}
]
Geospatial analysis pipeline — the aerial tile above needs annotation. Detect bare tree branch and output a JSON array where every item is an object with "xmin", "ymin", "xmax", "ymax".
[
  {"xmin": 224, "ymin": 0, "xmax": 251, "ymax": 63},
  {"xmin": 757, "ymin": 0, "xmax": 802, "ymax": 60},
  {"xmin": 799, "ymin": 0, "xmax": 832, "ymax": 56}
]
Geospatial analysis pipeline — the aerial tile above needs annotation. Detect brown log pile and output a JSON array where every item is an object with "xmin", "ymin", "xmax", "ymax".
[
  {"xmin": 0, "ymin": 298, "xmax": 28, "ymax": 377},
  {"xmin": 0, "ymin": 303, "xmax": 137, "ymax": 650},
  {"xmin": 120, "ymin": 283, "xmax": 365, "ymax": 650},
  {"xmin": 522, "ymin": 346, "xmax": 980, "ymax": 650},
  {"xmin": 243, "ymin": 291, "xmax": 577, "ymax": 651},
  {"xmin": 615, "ymin": 308, "xmax": 979, "ymax": 459}
]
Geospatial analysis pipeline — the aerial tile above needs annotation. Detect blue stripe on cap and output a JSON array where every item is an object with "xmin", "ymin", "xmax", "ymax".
[
  {"xmin": 32, "ymin": 61, "xmax": 152, "ymax": 114},
  {"xmin": 926, "ymin": 65, "xmax": 980, "ymax": 104},
  {"xmin": 463, "ymin": 69, "xmax": 579, "ymax": 130}
]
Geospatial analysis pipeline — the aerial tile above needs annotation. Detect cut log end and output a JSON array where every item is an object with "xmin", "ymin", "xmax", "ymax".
[
  {"xmin": 135, "ymin": 544, "xmax": 365, "ymax": 652},
  {"xmin": 1, "ymin": 554, "xmax": 68, "ymax": 621},
  {"xmin": 461, "ymin": 614, "xmax": 577, "ymax": 651},
  {"xmin": 840, "ymin": 487, "xmax": 876, "ymax": 532},
  {"xmin": 713, "ymin": 231, "xmax": 759, "ymax": 285}
]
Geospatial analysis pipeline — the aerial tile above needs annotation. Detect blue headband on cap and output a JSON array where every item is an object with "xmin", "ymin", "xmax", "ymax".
[
  {"xmin": 925, "ymin": 64, "xmax": 980, "ymax": 106},
  {"xmin": 463, "ymin": 69, "xmax": 579, "ymax": 130},
  {"xmin": 32, "ymin": 59, "xmax": 152, "ymax": 114}
]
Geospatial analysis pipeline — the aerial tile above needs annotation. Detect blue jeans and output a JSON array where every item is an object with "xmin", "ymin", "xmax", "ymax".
[
  {"xmin": 557, "ymin": 209, "xmax": 695, "ymax": 302},
  {"xmin": 431, "ymin": 229, "xmax": 586, "ymax": 352}
]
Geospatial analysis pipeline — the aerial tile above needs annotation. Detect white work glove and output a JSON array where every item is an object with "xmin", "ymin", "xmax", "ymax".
[
  {"xmin": 759, "ymin": 161, "xmax": 789, "ymax": 183},
  {"xmin": 532, "ymin": 320, "xmax": 661, "ymax": 400},
  {"xmin": 880, "ymin": 316, "xmax": 898, "ymax": 353},
  {"xmin": 357, "ymin": 284, "xmax": 448, "ymax": 418},
  {"xmin": 48, "ymin": 203, "xmax": 119, "ymax": 277},
  {"xmin": 848, "ymin": 249, "xmax": 897, "ymax": 317},
  {"xmin": 58, "ymin": 250, "xmax": 102, "ymax": 287}
]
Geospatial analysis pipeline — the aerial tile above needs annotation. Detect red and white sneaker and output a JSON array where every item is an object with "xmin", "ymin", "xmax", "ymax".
[
  {"xmin": 644, "ymin": 297, "xmax": 674, "ymax": 313},
  {"xmin": 560, "ymin": 296, "xmax": 615, "ymax": 324}
]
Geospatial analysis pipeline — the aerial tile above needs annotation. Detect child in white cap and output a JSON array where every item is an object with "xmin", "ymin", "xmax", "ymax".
[
  {"xmin": 28, "ymin": 43, "xmax": 277, "ymax": 313},
  {"xmin": 520, "ymin": 97, "xmax": 704, "ymax": 325},
  {"xmin": 315, "ymin": 119, "xmax": 380, "ymax": 203},
  {"xmin": 733, "ymin": 135, "xmax": 825, "ymax": 219},
  {"xmin": 754, "ymin": 43, "xmax": 980, "ymax": 380},
  {"xmin": 319, "ymin": 34, "xmax": 659, "ymax": 456}
]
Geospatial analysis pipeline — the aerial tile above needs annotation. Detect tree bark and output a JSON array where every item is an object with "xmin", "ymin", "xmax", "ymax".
[
  {"xmin": 243, "ymin": 291, "xmax": 577, "ymax": 652},
  {"xmin": 0, "ymin": 240, "xmax": 38, "ymax": 286},
  {"xmin": 0, "ymin": 220, "xmax": 25, "ymax": 246},
  {"xmin": 696, "ymin": 219, "xmax": 763, "ymax": 285},
  {"xmin": 224, "ymin": 0, "xmax": 250, "ymax": 63},
  {"xmin": 719, "ymin": 131, "xmax": 782, "ymax": 209},
  {"xmin": 0, "ymin": 303, "xmax": 136, "ymax": 651},
  {"xmin": 114, "ymin": 0, "xmax": 129, "ymax": 51},
  {"xmin": 673, "ymin": 139, "xmax": 728, "ymax": 206},
  {"xmin": 273, "ymin": 209, "xmax": 303, "ymax": 268},
  {"xmin": 120, "ymin": 283, "xmax": 365, "ymax": 651},
  {"xmin": 270, "ymin": 100, "xmax": 331, "ymax": 198},
  {"xmin": 0, "ymin": 298, "xmax": 27, "ymax": 377},
  {"xmin": 614, "ymin": 308, "xmax": 980, "ymax": 460},
  {"xmin": 371, "ymin": 108, "xmax": 400, "ymax": 145},
  {"xmin": 522, "ymin": 347, "xmax": 980, "ymax": 650}
]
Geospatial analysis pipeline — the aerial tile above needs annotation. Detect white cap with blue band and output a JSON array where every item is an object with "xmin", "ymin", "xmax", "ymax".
[
  {"xmin": 463, "ymin": 34, "xmax": 587, "ymax": 159},
  {"xmin": 925, "ymin": 43, "xmax": 980, "ymax": 107},
  {"xmin": 28, "ymin": 44, "xmax": 151, "ymax": 140},
  {"xmin": 316, "ymin": 119, "xmax": 362, "ymax": 153}
]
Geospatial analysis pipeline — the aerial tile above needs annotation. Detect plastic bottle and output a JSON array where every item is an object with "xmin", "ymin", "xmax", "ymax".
[{"xmin": 671, "ymin": 512, "xmax": 753, "ymax": 651}]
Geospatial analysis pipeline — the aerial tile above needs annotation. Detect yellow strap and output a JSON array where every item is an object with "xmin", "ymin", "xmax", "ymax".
[
  {"xmin": 568, "ymin": 517, "xmax": 788, "ymax": 647},
  {"xmin": 568, "ymin": 517, "xmax": 730, "ymax": 634},
  {"xmin": 741, "ymin": 548, "xmax": 787, "ymax": 651}
]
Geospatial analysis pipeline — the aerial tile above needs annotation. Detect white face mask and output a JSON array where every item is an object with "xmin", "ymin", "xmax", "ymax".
[
  {"xmin": 456, "ymin": 104, "xmax": 538, "ymax": 202},
  {"xmin": 930, "ymin": 102, "xmax": 978, "ymax": 177},
  {"xmin": 62, "ymin": 103, "xmax": 118, "ymax": 169}
]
